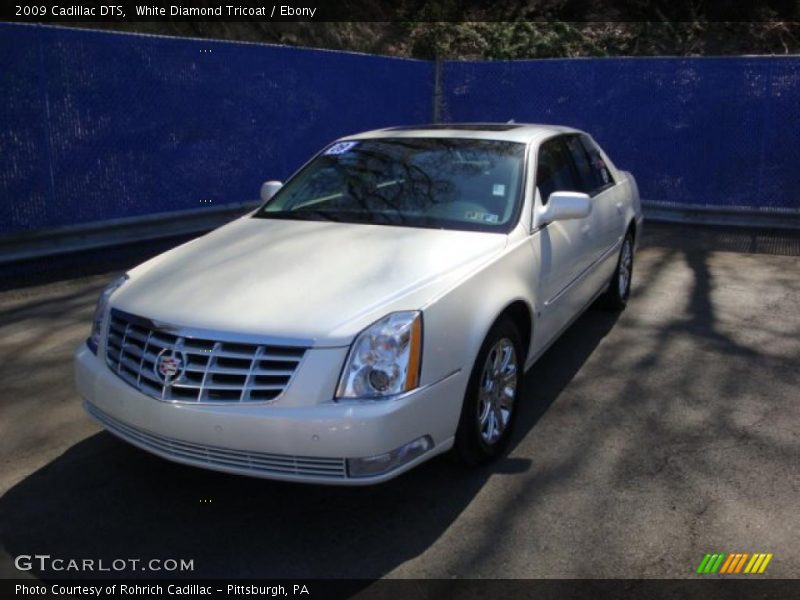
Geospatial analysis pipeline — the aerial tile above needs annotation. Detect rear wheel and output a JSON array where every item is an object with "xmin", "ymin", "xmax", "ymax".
[
  {"xmin": 454, "ymin": 318, "xmax": 523, "ymax": 466},
  {"xmin": 599, "ymin": 231, "xmax": 634, "ymax": 310}
]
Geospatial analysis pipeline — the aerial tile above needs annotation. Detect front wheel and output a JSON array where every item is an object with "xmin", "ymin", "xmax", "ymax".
[
  {"xmin": 454, "ymin": 318, "xmax": 523, "ymax": 466},
  {"xmin": 599, "ymin": 231, "xmax": 634, "ymax": 310}
]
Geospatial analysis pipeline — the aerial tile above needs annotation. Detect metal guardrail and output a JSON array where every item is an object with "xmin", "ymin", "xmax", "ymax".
[
  {"xmin": 0, "ymin": 201, "xmax": 800, "ymax": 265},
  {"xmin": 2, "ymin": 199, "xmax": 798, "ymax": 265},
  {"xmin": 642, "ymin": 201, "xmax": 800, "ymax": 231},
  {"xmin": 0, "ymin": 201, "xmax": 260, "ymax": 265}
]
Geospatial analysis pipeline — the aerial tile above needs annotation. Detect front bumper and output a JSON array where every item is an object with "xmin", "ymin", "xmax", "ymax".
[{"xmin": 74, "ymin": 343, "xmax": 463, "ymax": 485}]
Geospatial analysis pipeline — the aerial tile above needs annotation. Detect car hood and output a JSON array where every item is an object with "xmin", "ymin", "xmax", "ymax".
[{"xmin": 114, "ymin": 216, "xmax": 507, "ymax": 347}]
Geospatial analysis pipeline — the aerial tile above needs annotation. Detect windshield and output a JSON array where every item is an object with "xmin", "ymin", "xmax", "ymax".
[{"xmin": 254, "ymin": 138, "xmax": 527, "ymax": 232}]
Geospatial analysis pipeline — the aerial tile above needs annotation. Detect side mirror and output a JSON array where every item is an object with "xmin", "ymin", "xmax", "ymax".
[
  {"xmin": 539, "ymin": 191, "xmax": 591, "ymax": 225},
  {"xmin": 260, "ymin": 180, "xmax": 283, "ymax": 203}
]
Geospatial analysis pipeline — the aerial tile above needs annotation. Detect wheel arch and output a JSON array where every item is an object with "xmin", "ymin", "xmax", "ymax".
[
  {"xmin": 492, "ymin": 299, "xmax": 533, "ymax": 365},
  {"xmin": 627, "ymin": 217, "xmax": 637, "ymax": 241},
  {"xmin": 417, "ymin": 238, "xmax": 539, "ymax": 390}
]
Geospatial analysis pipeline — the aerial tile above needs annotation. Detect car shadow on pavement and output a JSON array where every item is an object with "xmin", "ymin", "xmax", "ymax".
[{"xmin": 0, "ymin": 308, "xmax": 619, "ymax": 581}]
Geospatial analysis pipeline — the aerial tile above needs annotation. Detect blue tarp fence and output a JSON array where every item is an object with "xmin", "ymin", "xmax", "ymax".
[
  {"xmin": 444, "ymin": 57, "xmax": 800, "ymax": 215},
  {"xmin": 2, "ymin": 23, "xmax": 799, "ymax": 236},
  {"xmin": 0, "ymin": 24, "xmax": 433, "ymax": 234}
]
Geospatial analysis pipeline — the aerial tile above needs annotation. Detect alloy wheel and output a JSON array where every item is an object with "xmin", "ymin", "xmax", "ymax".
[{"xmin": 477, "ymin": 338, "xmax": 518, "ymax": 445}]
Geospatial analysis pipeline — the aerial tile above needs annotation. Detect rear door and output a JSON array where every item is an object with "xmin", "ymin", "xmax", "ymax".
[{"xmin": 578, "ymin": 135, "xmax": 625, "ymax": 254}]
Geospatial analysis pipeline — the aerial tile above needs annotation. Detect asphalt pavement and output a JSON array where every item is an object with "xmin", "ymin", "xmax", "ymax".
[{"xmin": 1, "ymin": 222, "xmax": 798, "ymax": 580}]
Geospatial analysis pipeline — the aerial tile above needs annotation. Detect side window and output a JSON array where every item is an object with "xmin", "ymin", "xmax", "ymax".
[
  {"xmin": 580, "ymin": 135, "xmax": 615, "ymax": 192},
  {"xmin": 564, "ymin": 135, "xmax": 596, "ymax": 194},
  {"xmin": 535, "ymin": 137, "xmax": 583, "ymax": 205}
]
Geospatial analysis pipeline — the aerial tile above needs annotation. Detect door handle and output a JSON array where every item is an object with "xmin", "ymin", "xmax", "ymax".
[{"xmin": 615, "ymin": 202, "xmax": 624, "ymax": 214}]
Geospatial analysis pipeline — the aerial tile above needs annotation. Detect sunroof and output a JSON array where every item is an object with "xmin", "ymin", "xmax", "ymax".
[{"xmin": 385, "ymin": 123, "xmax": 524, "ymax": 131}]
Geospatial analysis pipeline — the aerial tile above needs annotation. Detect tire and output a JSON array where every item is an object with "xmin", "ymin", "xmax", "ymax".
[
  {"xmin": 599, "ymin": 230, "xmax": 634, "ymax": 310},
  {"xmin": 454, "ymin": 318, "xmax": 523, "ymax": 466}
]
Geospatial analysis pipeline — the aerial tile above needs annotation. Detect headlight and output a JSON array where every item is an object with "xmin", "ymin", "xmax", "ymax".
[
  {"xmin": 87, "ymin": 274, "xmax": 128, "ymax": 354},
  {"xmin": 336, "ymin": 311, "xmax": 422, "ymax": 400}
]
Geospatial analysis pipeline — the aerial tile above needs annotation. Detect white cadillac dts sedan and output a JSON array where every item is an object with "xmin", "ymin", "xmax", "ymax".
[{"xmin": 75, "ymin": 123, "xmax": 642, "ymax": 484}]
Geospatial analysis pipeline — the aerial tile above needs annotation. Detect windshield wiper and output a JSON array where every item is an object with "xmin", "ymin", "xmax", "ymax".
[{"xmin": 254, "ymin": 209, "xmax": 345, "ymax": 223}]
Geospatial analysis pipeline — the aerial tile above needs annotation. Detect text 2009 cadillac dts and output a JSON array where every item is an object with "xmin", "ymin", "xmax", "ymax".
[{"xmin": 75, "ymin": 123, "xmax": 643, "ymax": 484}]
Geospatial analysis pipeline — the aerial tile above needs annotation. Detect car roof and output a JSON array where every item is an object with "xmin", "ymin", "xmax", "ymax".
[{"xmin": 344, "ymin": 122, "xmax": 582, "ymax": 144}]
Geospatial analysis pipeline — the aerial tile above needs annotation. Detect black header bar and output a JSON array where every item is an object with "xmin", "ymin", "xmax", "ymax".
[{"xmin": 3, "ymin": 0, "xmax": 799, "ymax": 24}]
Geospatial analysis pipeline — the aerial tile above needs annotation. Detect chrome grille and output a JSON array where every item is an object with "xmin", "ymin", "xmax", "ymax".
[
  {"xmin": 105, "ymin": 309, "xmax": 306, "ymax": 403},
  {"xmin": 86, "ymin": 402, "xmax": 347, "ymax": 479}
]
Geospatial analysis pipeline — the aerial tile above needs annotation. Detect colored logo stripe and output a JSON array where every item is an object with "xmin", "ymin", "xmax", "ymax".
[
  {"xmin": 745, "ymin": 553, "xmax": 773, "ymax": 574},
  {"xmin": 697, "ymin": 553, "xmax": 726, "ymax": 573},
  {"xmin": 698, "ymin": 552, "xmax": 773, "ymax": 574},
  {"xmin": 696, "ymin": 554, "xmax": 711, "ymax": 573},
  {"xmin": 723, "ymin": 553, "xmax": 747, "ymax": 574},
  {"xmin": 719, "ymin": 554, "xmax": 735, "ymax": 573}
]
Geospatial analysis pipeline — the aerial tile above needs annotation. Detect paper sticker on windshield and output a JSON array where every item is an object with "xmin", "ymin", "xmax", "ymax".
[
  {"xmin": 492, "ymin": 184, "xmax": 506, "ymax": 196},
  {"xmin": 324, "ymin": 141, "xmax": 359, "ymax": 155},
  {"xmin": 466, "ymin": 211, "xmax": 499, "ymax": 223}
]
